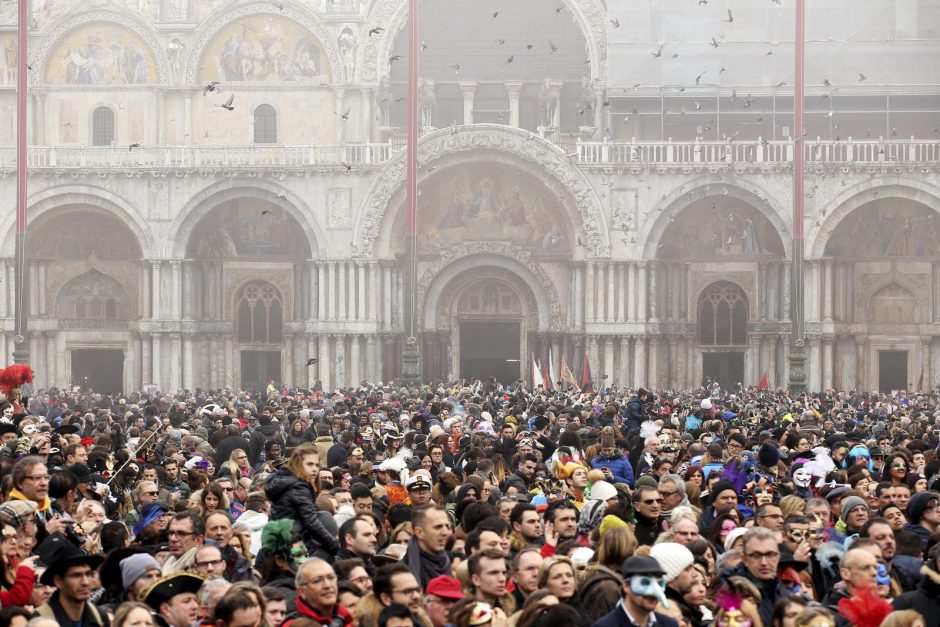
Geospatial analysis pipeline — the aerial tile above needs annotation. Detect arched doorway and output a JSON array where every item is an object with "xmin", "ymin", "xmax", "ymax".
[
  {"xmin": 235, "ymin": 281, "xmax": 284, "ymax": 390},
  {"xmin": 698, "ymin": 281, "xmax": 749, "ymax": 389}
]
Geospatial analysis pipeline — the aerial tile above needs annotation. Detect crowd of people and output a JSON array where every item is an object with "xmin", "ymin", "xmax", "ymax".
[{"xmin": 0, "ymin": 378, "xmax": 939, "ymax": 627}]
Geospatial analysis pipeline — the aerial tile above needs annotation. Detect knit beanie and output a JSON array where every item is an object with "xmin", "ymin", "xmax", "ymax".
[
  {"xmin": 599, "ymin": 514, "xmax": 629, "ymax": 536},
  {"xmin": 724, "ymin": 527, "xmax": 748, "ymax": 552},
  {"xmin": 906, "ymin": 490, "xmax": 940, "ymax": 525},
  {"xmin": 840, "ymin": 496, "xmax": 870, "ymax": 521},
  {"xmin": 635, "ymin": 476, "xmax": 659, "ymax": 490},
  {"xmin": 709, "ymin": 480, "xmax": 738, "ymax": 505},
  {"xmin": 649, "ymin": 542, "xmax": 694, "ymax": 583},
  {"xmin": 120, "ymin": 553, "xmax": 161, "ymax": 589}
]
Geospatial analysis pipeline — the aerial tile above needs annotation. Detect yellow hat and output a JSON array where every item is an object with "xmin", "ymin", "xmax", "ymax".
[{"xmin": 599, "ymin": 514, "xmax": 629, "ymax": 535}]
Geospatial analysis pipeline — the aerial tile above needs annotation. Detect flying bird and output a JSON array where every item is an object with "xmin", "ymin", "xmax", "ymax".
[
  {"xmin": 858, "ymin": 72, "xmax": 867, "ymax": 82},
  {"xmin": 610, "ymin": 18, "xmax": 620, "ymax": 28},
  {"xmin": 389, "ymin": 55, "xmax": 402, "ymax": 64},
  {"xmin": 651, "ymin": 44, "xmax": 664, "ymax": 58},
  {"xmin": 723, "ymin": 9, "xmax": 733, "ymax": 23},
  {"xmin": 492, "ymin": 11, "xmax": 499, "ymax": 18},
  {"xmin": 576, "ymin": 237, "xmax": 584, "ymax": 247},
  {"xmin": 338, "ymin": 107, "xmax": 351, "ymax": 120},
  {"xmin": 506, "ymin": 55, "xmax": 515, "ymax": 63},
  {"xmin": 822, "ymin": 78, "xmax": 832, "ymax": 87},
  {"xmin": 261, "ymin": 209, "xmax": 273, "ymax": 216},
  {"xmin": 305, "ymin": 358, "xmax": 318, "ymax": 367},
  {"xmin": 341, "ymin": 163, "xmax": 352, "ymax": 171},
  {"xmin": 710, "ymin": 37, "xmax": 719, "ymax": 48},
  {"xmin": 549, "ymin": 41, "xmax": 558, "ymax": 53},
  {"xmin": 495, "ymin": 38, "xmax": 506, "ymax": 46},
  {"xmin": 128, "ymin": 143, "xmax": 141, "ymax": 151},
  {"xmin": 420, "ymin": 41, "xmax": 427, "ymax": 50},
  {"xmin": 695, "ymin": 72, "xmax": 706, "ymax": 85},
  {"xmin": 368, "ymin": 27, "xmax": 384, "ymax": 37},
  {"xmin": 219, "ymin": 94, "xmax": 235, "ymax": 110},
  {"xmin": 556, "ymin": 6, "xmax": 564, "ymax": 14},
  {"xmin": 203, "ymin": 81, "xmax": 220, "ymax": 95}
]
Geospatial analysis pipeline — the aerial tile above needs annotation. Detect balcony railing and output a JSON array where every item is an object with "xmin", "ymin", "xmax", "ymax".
[
  {"xmin": 575, "ymin": 138, "xmax": 940, "ymax": 165},
  {"xmin": 1, "ymin": 137, "xmax": 937, "ymax": 170},
  {"xmin": 0, "ymin": 143, "xmax": 396, "ymax": 169}
]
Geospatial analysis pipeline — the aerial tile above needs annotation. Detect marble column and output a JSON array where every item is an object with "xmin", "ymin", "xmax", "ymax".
[
  {"xmin": 284, "ymin": 334, "xmax": 294, "ymax": 385},
  {"xmin": 335, "ymin": 335, "xmax": 346, "ymax": 389},
  {"xmin": 182, "ymin": 335, "xmax": 193, "ymax": 390},
  {"xmin": 338, "ymin": 263, "xmax": 348, "ymax": 321},
  {"xmin": 648, "ymin": 337, "xmax": 660, "ymax": 387},
  {"xmin": 574, "ymin": 265, "xmax": 584, "ymax": 328},
  {"xmin": 619, "ymin": 336, "xmax": 631, "ymax": 388},
  {"xmin": 505, "ymin": 81, "xmax": 523, "ymax": 127},
  {"xmin": 768, "ymin": 337, "xmax": 778, "ymax": 389},
  {"xmin": 585, "ymin": 262, "xmax": 595, "ymax": 322},
  {"xmin": 183, "ymin": 90, "xmax": 194, "ymax": 144},
  {"xmin": 823, "ymin": 260, "xmax": 834, "ymax": 322},
  {"xmin": 634, "ymin": 336, "xmax": 647, "ymax": 385},
  {"xmin": 383, "ymin": 264, "xmax": 393, "ymax": 331},
  {"xmin": 605, "ymin": 263, "xmax": 615, "ymax": 322},
  {"xmin": 368, "ymin": 263, "xmax": 379, "ymax": 320},
  {"xmin": 224, "ymin": 336, "xmax": 234, "ymax": 389},
  {"xmin": 648, "ymin": 262, "xmax": 658, "ymax": 322},
  {"xmin": 327, "ymin": 262, "xmax": 337, "ymax": 320},
  {"xmin": 603, "ymin": 337, "xmax": 614, "ymax": 387},
  {"xmin": 38, "ymin": 262, "xmax": 46, "ymax": 317},
  {"xmin": 155, "ymin": 90, "xmax": 166, "ymax": 144},
  {"xmin": 317, "ymin": 263, "xmax": 326, "ymax": 319},
  {"xmin": 169, "ymin": 333, "xmax": 182, "ymax": 391},
  {"xmin": 152, "ymin": 334, "xmax": 162, "ymax": 389},
  {"xmin": 356, "ymin": 263, "xmax": 366, "ymax": 320},
  {"xmin": 637, "ymin": 262, "xmax": 647, "ymax": 322},
  {"xmin": 350, "ymin": 334, "xmax": 361, "ymax": 386},
  {"xmin": 821, "ymin": 335, "xmax": 834, "ymax": 390},
  {"xmin": 366, "ymin": 336, "xmax": 377, "ymax": 383},
  {"xmin": 459, "ymin": 82, "xmax": 477, "ymax": 125},
  {"xmin": 151, "ymin": 261, "xmax": 162, "ymax": 319},
  {"xmin": 668, "ymin": 337, "xmax": 678, "ymax": 388},
  {"xmin": 33, "ymin": 90, "xmax": 45, "ymax": 144},
  {"xmin": 627, "ymin": 262, "xmax": 636, "ymax": 321},
  {"xmin": 617, "ymin": 263, "xmax": 627, "ymax": 322},
  {"xmin": 319, "ymin": 335, "xmax": 331, "ymax": 392}
]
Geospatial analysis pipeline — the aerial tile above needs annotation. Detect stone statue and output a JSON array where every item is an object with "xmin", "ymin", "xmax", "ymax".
[
  {"xmin": 337, "ymin": 26, "xmax": 358, "ymax": 81},
  {"xmin": 538, "ymin": 79, "xmax": 556, "ymax": 127},
  {"xmin": 375, "ymin": 76, "xmax": 390, "ymax": 126},
  {"xmin": 418, "ymin": 78, "xmax": 436, "ymax": 128},
  {"xmin": 167, "ymin": 38, "xmax": 184, "ymax": 81}
]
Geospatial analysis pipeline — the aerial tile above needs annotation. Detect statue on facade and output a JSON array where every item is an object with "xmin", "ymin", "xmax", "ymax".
[
  {"xmin": 538, "ymin": 79, "xmax": 556, "ymax": 127},
  {"xmin": 338, "ymin": 26, "xmax": 358, "ymax": 81},
  {"xmin": 418, "ymin": 78, "xmax": 436, "ymax": 128},
  {"xmin": 375, "ymin": 76, "xmax": 391, "ymax": 126}
]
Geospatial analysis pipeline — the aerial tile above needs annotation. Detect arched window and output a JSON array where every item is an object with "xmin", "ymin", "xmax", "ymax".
[
  {"xmin": 92, "ymin": 107, "xmax": 115, "ymax": 146},
  {"xmin": 253, "ymin": 105, "xmax": 277, "ymax": 144},
  {"xmin": 235, "ymin": 281, "xmax": 283, "ymax": 344},
  {"xmin": 56, "ymin": 270, "xmax": 131, "ymax": 327},
  {"xmin": 698, "ymin": 282, "xmax": 748, "ymax": 346}
]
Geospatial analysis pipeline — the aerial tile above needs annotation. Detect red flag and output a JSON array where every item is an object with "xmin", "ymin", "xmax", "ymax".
[
  {"xmin": 918, "ymin": 366, "xmax": 925, "ymax": 392},
  {"xmin": 581, "ymin": 354, "xmax": 593, "ymax": 391},
  {"xmin": 757, "ymin": 371, "xmax": 769, "ymax": 390},
  {"xmin": 561, "ymin": 356, "xmax": 579, "ymax": 390}
]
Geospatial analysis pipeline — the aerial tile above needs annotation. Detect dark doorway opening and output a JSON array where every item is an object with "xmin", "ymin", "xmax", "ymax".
[
  {"xmin": 702, "ymin": 352, "xmax": 745, "ymax": 390},
  {"xmin": 879, "ymin": 351, "xmax": 908, "ymax": 392},
  {"xmin": 71, "ymin": 349, "xmax": 124, "ymax": 394},
  {"xmin": 459, "ymin": 320, "xmax": 521, "ymax": 384},
  {"xmin": 241, "ymin": 350, "xmax": 281, "ymax": 390}
]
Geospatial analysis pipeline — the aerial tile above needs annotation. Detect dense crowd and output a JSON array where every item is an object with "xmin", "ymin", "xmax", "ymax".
[{"xmin": 0, "ymin": 379, "xmax": 939, "ymax": 627}]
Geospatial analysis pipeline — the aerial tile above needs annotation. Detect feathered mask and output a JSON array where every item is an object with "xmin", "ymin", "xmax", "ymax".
[
  {"xmin": 836, "ymin": 585, "xmax": 893, "ymax": 627},
  {"xmin": 0, "ymin": 365, "xmax": 32, "ymax": 396}
]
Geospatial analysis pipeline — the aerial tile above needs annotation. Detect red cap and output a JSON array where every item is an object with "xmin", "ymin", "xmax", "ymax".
[{"xmin": 425, "ymin": 575, "xmax": 464, "ymax": 600}]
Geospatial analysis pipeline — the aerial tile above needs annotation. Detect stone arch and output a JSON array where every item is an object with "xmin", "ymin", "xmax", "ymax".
[
  {"xmin": 183, "ymin": 1, "xmax": 344, "ymax": 85},
  {"xmin": 419, "ymin": 247, "xmax": 561, "ymax": 333},
  {"xmin": 167, "ymin": 180, "xmax": 325, "ymax": 258},
  {"xmin": 868, "ymin": 282, "xmax": 923, "ymax": 325},
  {"xmin": 356, "ymin": 0, "xmax": 607, "ymax": 85},
  {"xmin": 0, "ymin": 186, "xmax": 156, "ymax": 258},
  {"xmin": 643, "ymin": 176, "xmax": 791, "ymax": 260},
  {"xmin": 32, "ymin": 10, "xmax": 169, "ymax": 87},
  {"xmin": 234, "ymin": 279, "xmax": 284, "ymax": 344},
  {"xmin": 857, "ymin": 272, "xmax": 930, "ymax": 327},
  {"xmin": 809, "ymin": 178, "xmax": 940, "ymax": 258},
  {"xmin": 55, "ymin": 269, "xmax": 133, "ymax": 325},
  {"xmin": 352, "ymin": 124, "xmax": 610, "ymax": 258},
  {"xmin": 697, "ymin": 281, "xmax": 749, "ymax": 346}
]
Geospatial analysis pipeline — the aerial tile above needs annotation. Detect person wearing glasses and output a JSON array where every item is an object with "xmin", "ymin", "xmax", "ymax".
[
  {"xmin": 822, "ymin": 548, "xmax": 879, "ymax": 619},
  {"xmin": 124, "ymin": 480, "xmax": 162, "ymax": 532},
  {"xmin": 902, "ymin": 490, "xmax": 940, "ymax": 550},
  {"xmin": 725, "ymin": 527, "xmax": 791, "ymax": 627},
  {"xmin": 9, "ymin": 455, "xmax": 69, "ymax": 539},
  {"xmin": 163, "ymin": 511, "xmax": 206, "ymax": 575},
  {"xmin": 286, "ymin": 557, "xmax": 353, "ymax": 627},
  {"xmin": 632, "ymin": 484, "xmax": 664, "ymax": 546}
]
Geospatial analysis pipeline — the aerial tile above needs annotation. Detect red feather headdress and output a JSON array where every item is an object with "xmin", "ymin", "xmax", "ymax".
[
  {"xmin": 0, "ymin": 365, "xmax": 32, "ymax": 396},
  {"xmin": 836, "ymin": 585, "xmax": 893, "ymax": 627}
]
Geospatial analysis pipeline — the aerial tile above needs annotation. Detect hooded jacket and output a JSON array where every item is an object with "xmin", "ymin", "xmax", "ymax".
[
  {"xmin": 893, "ymin": 563, "xmax": 940, "ymax": 627},
  {"xmin": 248, "ymin": 419, "xmax": 283, "ymax": 466},
  {"xmin": 265, "ymin": 468, "xmax": 341, "ymax": 560}
]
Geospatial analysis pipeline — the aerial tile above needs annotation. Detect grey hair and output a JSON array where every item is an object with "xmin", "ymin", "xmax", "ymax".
[
  {"xmin": 659, "ymin": 474, "xmax": 686, "ymax": 495},
  {"xmin": 741, "ymin": 526, "xmax": 778, "ymax": 553},
  {"xmin": 199, "ymin": 578, "xmax": 232, "ymax": 606}
]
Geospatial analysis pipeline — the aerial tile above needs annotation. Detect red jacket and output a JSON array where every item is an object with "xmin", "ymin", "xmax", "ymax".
[
  {"xmin": 283, "ymin": 594, "xmax": 352, "ymax": 627},
  {"xmin": 0, "ymin": 564, "xmax": 34, "ymax": 607}
]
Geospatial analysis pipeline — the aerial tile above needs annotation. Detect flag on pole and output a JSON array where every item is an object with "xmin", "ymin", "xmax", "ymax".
[
  {"xmin": 581, "ymin": 354, "xmax": 593, "ymax": 391},
  {"xmin": 532, "ymin": 354, "xmax": 544, "ymax": 390},
  {"xmin": 561, "ymin": 355, "xmax": 579, "ymax": 390},
  {"xmin": 757, "ymin": 371, "xmax": 770, "ymax": 390},
  {"xmin": 542, "ymin": 359, "xmax": 552, "ymax": 391},
  {"xmin": 918, "ymin": 366, "xmax": 925, "ymax": 392},
  {"xmin": 548, "ymin": 348, "xmax": 558, "ymax": 391}
]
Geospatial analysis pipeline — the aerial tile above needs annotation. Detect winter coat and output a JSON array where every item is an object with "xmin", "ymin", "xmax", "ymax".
[
  {"xmin": 265, "ymin": 468, "xmax": 340, "ymax": 560},
  {"xmin": 315, "ymin": 435, "xmax": 334, "ymax": 461},
  {"xmin": 248, "ymin": 421, "xmax": 283, "ymax": 467},
  {"xmin": 500, "ymin": 471, "xmax": 531, "ymax": 495},
  {"xmin": 590, "ymin": 452, "xmax": 635, "ymax": 487},
  {"xmin": 893, "ymin": 565, "xmax": 940, "ymax": 627},
  {"xmin": 327, "ymin": 442, "xmax": 348, "ymax": 468},
  {"xmin": 623, "ymin": 395, "xmax": 647, "ymax": 437},
  {"xmin": 724, "ymin": 563, "xmax": 791, "ymax": 627}
]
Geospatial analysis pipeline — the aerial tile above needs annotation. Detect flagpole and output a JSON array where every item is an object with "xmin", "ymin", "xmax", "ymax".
[
  {"xmin": 12, "ymin": 0, "xmax": 30, "ymax": 366},
  {"xmin": 788, "ymin": 0, "xmax": 807, "ymax": 393}
]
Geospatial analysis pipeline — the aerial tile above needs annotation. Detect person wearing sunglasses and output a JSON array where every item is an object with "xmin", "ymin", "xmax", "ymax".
[{"xmin": 632, "ymin": 485, "xmax": 664, "ymax": 546}]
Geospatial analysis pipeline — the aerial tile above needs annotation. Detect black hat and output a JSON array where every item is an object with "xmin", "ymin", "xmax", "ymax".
[
  {"xmin": 0, "ymin": 423, "xmax": 16, "ymax": 436},
  {"xmin": 98, "ymin": 546, "xmax": 153, "ymax": 594},
  {"xmin": 67, "ymin": 463, "xmax": 93, "ymax": 484},
  {"xmin": 34, "ymin": 533, "xmax": 105, "ymax": 585},
  {"xmin": 621, "ymin": 555, "xmax": 666, "ymax": 577},
  {"xmin": 140, "ymin": 573, "xmax": 205, "ymax": 610},
  {"xmin": 54, "ymin": 423, "xmax": 81, "ymax": 436}
]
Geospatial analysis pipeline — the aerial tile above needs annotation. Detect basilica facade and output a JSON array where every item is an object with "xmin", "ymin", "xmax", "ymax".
[{"xmin": 0, "ymin": 0, "xmax": 938, "ymax": 394}]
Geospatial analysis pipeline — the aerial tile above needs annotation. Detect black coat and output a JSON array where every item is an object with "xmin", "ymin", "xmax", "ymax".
[
  {"xmin": 623, "ymin": 395, "xmax": 647, "ymax": 437},
  {"xmin": 327, "ymin": 442, "xmax": 348, "ymax": 468},
  {"xmin": 265, "ymin": 468, "xmax": 340, "ymax": 560},
  {"xmin": 894, "ymin": 565, "xmax": 940, "ymax": 627}
]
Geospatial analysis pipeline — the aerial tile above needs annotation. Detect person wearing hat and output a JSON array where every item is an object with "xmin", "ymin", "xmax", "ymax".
[
  {"xmin": 649, "ymin": 542, "xmax": 703, "ymax": 627},
  {"xmin": 424, "ymin": 574, "xmax": 464, "ymax": 627},
  {"xmin": 406, "ymin": 474, "xmax": 433, "ymax": 507},
  {"xmin": 99, "ymin": 548, "xmax": 163, "ymax": 604},
  {"xmin": 140, "ymin": 572, "xmax": 205, "ymax": 627},
  {"xmin": 837, "ymin": 495, "xmax": 871, "ymax": 536},
  {"xmin": 593, "ymin": 555, "xmax": 678, "ymax": 627},
  {"xmin": 903, "ymin": 490, "xmax": 940, "ymax": 550},
  {"xmin": 32, "ymin": 532, "xmax": 108, "ymax": 626}
]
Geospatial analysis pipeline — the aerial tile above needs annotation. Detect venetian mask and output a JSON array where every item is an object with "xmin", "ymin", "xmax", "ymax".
[{"xmin": 792, "ymin": 467, "xmax": 812, "ymax": 488}]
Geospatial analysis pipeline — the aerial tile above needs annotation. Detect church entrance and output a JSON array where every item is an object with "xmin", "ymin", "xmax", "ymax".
[
  {"xmin": 702, "ymin": 352, "xmax": 745, "ymax": 389},
  {"xmin": 459, "ymin": 320, "xmax": 521, "ymax": 384},
  {"xmin": 879, "ymin": 350, "xmax": 908, "ymax": 392},
  {"xmin": 240, "ymin": 350, "xmax": 281, "ymax": 391},
  {"xmin": 71, "ymin": 349, "xmax": 124, "ymax": 393}
]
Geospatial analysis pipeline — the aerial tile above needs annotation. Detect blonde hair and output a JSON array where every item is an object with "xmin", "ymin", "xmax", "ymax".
[
  {"xmin": 879, "ymin": 610, "xmax": 927, "ymax": 627},
  {"xmin": 113, "ymin": 601, "xmax": 155, "ymax": 627},
  {"xmin": 595, "ymin": 526, "xmax": 637, "ymax": 570},
  {"xmin": 780, "ymin": 494, "xmax": 807, "ymax": 520},
  {"xmin": 537, "ymin": 556, "xmax": 575, "ymax": 589}
]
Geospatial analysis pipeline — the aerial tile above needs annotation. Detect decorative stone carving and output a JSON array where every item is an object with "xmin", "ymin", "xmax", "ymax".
[
  {"xmin": 30, "ymin": 11, "xmax": 170, "ymax": 87},
  {"xmin": 337, "ymin": 26, "xmax": 358, "ymax": 83},
  {"xmin": 352, "ymin": 126, "xmax": 610, "ymax": 257},
  {"xmin": 414, "ymin": 242, "xmax": 565, "ymax": 332},
  {"xmin": 223, "ymin": 266, "xmax": 293, "ymax": 320},
  {"xmin": 434, "ymin": 267, "xmax": 539, "ymax": 332},
  {"xmin": 612, "ymin": 187, "xmax": 638, "ymax": 231},
  {"xmin": 183, "ymin": 2, "xmax": 344, "ymax": 85},
  {"xmin": 327, "ymin": 188, "xmax": 352, "ymax": 229}
]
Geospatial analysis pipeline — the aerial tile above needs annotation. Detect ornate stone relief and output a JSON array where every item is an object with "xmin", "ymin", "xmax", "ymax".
[
  {"xmin": 352, "ymin": 126, "xmax": 610, "ymax": 257},
  {"xmin": 326, "ymin": 188, "xmax": 352, "ymax": 229},
  {"xmin": 433, "ymin": 267, "xmax": 540, "ymax": 333},
  {"xmin": 611, "ymin": 187, "xmax": 638, "ymax": 231},
  {"xmin": 413, "ymin": 242, "xmax": 565, "ymax": 332},
  {"xmin": 222, "ymin": 266, "xmax": 293, "ymax": 320}
]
